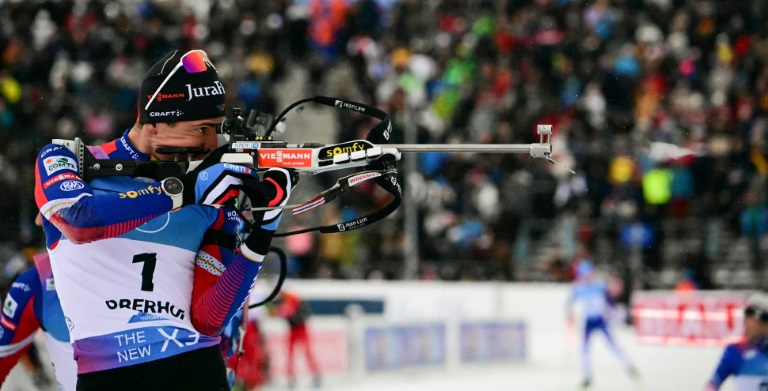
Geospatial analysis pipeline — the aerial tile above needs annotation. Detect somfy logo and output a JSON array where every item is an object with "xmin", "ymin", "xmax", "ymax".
[{"xmin": 320, "ymin": 141, "xmax": 370, "ymax": 160}]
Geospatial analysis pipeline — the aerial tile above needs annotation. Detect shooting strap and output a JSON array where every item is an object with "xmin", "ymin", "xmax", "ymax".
[
  {"xmin": 274, "ymin": 157, "xmax": 401, "ymax": 237},
  {"xmin": 290, "ymin": 169, "xmax": 394, "ymax": 216}
]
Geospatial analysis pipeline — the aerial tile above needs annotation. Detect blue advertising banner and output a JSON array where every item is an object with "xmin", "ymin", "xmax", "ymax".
[
  {"xmin": 459, "ymin": 321, "xmax": 526, "ymax": 363},
  {"xmin": 363, "ymin": 324, "xmax": 446, "ymax": 371}
]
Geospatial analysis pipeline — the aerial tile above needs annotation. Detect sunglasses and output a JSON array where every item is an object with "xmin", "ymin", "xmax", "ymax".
[
  {"xmin": 145, "ymin": 50, "xmax": 217, "ymax": 110},
  {"xmin": 744, "ymin": 305, "xmax": 768, "ymax": 322}
]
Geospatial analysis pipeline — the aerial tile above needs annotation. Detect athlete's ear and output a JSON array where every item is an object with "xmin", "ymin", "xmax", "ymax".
[{"xmin": 145, "ymin": 123, "xmax": 160, "ymax": 136}]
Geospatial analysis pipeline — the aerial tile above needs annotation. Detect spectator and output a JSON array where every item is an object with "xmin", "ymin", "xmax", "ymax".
[
  {"xmin": 1, "ymin": 0, "xmax": 768, "ymax": 286},
  {"xmin": 269, "ymin": 291, "xmax": 320, "ymax": 390}
]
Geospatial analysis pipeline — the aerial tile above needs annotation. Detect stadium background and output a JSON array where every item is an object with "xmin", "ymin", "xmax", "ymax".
[{"xmin": 0, "ymin": 0, "xmax": 766, "ymax": 390}]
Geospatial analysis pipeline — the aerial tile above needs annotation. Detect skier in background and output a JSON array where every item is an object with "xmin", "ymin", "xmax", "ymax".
[
  {"xmin": 566, "ymin": 259, "xmax": 639, "ymax": 389},
  {"xmin": 705, "ymin": 292, "xmax": 768, "ymax": 390}
]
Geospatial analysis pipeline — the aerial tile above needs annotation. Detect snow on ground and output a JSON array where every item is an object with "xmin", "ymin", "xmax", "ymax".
[
  {"xmin": 1, "ymin": 326, "xmax": 731, "ymax": 391},
  {"xmin": 269, "ymin": 326, "xmax": 726, "ymax": 391}
]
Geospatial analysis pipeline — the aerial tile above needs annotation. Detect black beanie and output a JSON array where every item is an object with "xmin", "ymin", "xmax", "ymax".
[{"xmin": 138, "ymin": 50, "xmax": 226, "ymax": 124}]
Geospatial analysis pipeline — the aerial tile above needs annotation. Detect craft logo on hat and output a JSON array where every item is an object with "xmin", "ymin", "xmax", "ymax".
[{"xmin": 149, "ymin": 110, "xmax": 184, "ymax": 118}]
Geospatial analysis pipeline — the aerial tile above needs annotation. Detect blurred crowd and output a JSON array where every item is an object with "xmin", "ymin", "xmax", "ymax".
[{"xmin": 1, "ymin": 0, "xmax": 768, "ymax": 287}]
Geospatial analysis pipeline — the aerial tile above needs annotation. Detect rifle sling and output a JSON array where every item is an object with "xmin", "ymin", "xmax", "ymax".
[{"xmin": 274, "ymin": 157, "xmax": 401, "ymax": 237}]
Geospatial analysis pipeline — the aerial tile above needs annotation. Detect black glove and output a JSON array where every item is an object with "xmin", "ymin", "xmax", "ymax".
[
  {"xmin": 250, "ymin": 168, "xmax": 296, "ymax": 212},
  {"xmin": 242, "ymin": 168, "xmax": 297, "ymax": 256}
]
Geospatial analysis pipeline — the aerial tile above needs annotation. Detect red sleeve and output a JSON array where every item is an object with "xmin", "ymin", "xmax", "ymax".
[
  {"xmin": 191, "ymin": 209, "xmax": 263, "ymax": 336},
  {"xmin": 0, "ymin": 286, "xmax": 41, "ymax": 383}
]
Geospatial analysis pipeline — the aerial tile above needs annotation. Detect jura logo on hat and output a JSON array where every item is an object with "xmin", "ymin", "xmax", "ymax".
[{"xmin": 186, "ymin": 81, "xmax": 225, "ymax": 101}]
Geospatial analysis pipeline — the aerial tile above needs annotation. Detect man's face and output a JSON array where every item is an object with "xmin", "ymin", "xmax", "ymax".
[
  {"xmin": 745, "ymin": 316, "xmax": 760, "ymax": 340},
  {"xmin": 744, "ymin": 306, "xmax": 768, "ymax": 340},
  {"xmin": 151, "ymin": 117, "xmax": 223, "ymax": 161}
]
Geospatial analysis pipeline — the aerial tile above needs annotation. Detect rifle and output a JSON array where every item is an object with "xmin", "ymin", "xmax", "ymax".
[{"xmin": 54, "ymin": 96, "xmax": 566, "ymax": 236}]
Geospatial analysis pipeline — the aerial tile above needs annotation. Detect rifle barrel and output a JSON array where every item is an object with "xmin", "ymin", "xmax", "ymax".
[{"xmin": 385, "ymin": 144, "xmax": 536, "ymax": 153}]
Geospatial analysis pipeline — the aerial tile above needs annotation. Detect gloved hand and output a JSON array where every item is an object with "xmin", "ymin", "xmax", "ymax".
[
  {"xmin": 178, "ymin": 144, "xmax": 244, "ymax": 206},
  {"xmin": 181, "ymin": 162, "xmax": 260, "ymax": 207},
  {"xmin": 241, "ymin": 168, "xmax": 297, "ymax": 259},
  {"xmin": 251, "ymin": 168, "xmax": 296, "ymax": 227}
]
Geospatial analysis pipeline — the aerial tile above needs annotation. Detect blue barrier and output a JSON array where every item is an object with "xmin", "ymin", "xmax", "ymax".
[
  {"xmin": 363, "ymin": 324, "xmax": 446, "ymax": 371},
  {"xmin": 459, "ymin": 321, "xmax": 526, "ymax": 363}
]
